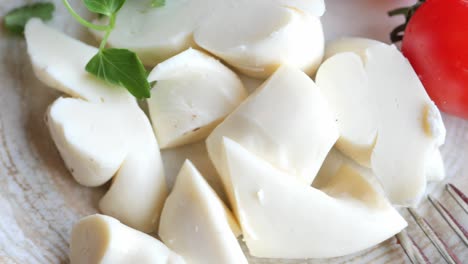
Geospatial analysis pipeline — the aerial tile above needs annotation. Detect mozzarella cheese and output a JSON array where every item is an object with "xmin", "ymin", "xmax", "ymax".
[
  {"xmin": 206, "ymin": 65, "xmax": 338, "ymax": 196},
  {"xmin": 425, "ymin": 149, "xmax": 446, "ymax": 182},
  {"xmin": 147, "ymin": 49, "xmax": 247, "ymax": 149},
  {"xmin": 194, "ymin": 0, "xmax": 324, "ymax": 78},
  {"xmin": 91, "ymin": 0, "xmax": 324, "ymax": 77},
  {"xmin": 159, "ymin": 160, "xmax": 246, "ymax": 264},
  {"xmin": 70, "ymin": 214, "xmax": 185, "ymax": 264},
  {"xmin": 91, "ymin": 0, "xmax": 221, "ymax": 65},
  {"xmin": 315, "ymin": 52, "xmax": 376, "ymax": 166},
  {"xmin": 25, "ymin": 19, "xmax": 133, "ymax": 105},
  {"xmin": 221, "ymin": 138, "xmax": 407, "ymax": 259},
  {"xmin": 26, "ymin": 20, "xmax": 167, "ymax": 233},
  {"xmin": 315, "ymin": 38, "xmax": 446, "ymax": 206}
]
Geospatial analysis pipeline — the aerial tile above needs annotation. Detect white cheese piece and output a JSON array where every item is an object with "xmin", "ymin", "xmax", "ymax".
[
  {"xmin": 70, "ymin": 214, "xmax": 185, "ymax": 264},
  {"xmin": 91, "ymin": 1, "xmax": 325, "ymax": 70},
  {"xmin": 91, "ymin": 0, "xmax": 223, "ymax": 65},
  {"xmin": 25, "ymin": 19, "xmax": 133, "ymax": 105},
  {"xmin": 315, "ymin": 52, "xmax": 376, "ymax": 166},
  {"xmin": 47, "ymin": 98, "xmax": 167, "ymax": 233},
  {"xmin": 26, "ymin": 20, "xmax": 167, "ymax": 233},
  {"xmin": 194, "ymin": 0, "xmax": 324, "ymax": 78},
  {"xmin": 206, "ymin": 65, "xmax": 338, "ymax": 196},
  {"xmin": 147, "ymin": 49, "xmax": 247, "ymax": 149},
  {"xmin": 221, "ymin": 138, "xmax": 407, "ymax": 259},
  {"xmin": 159, "ymin": 160, "xmax": 246, "ymax": 264},
  {"xmin": 425, "ymin": 149, "xmax": 446, "ymax": 182},
  {"xmin": 316, "ymin": 38, "xmax": 446, "ymax": 206}
]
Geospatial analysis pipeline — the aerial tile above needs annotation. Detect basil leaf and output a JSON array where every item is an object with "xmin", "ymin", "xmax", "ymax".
[
  {"xmin": 3, "ymin": 2, "xmax": 54, "ymax": 34},
  {"xmin": 83, "ymin": 0, "xmax": 126, "ymax": 17},
  {"xmin": 86, "ymin": 48, "xmax": 151, "ymax": 99},
  {"xmin": 152, "ymin": 0, "xmax": 165, "ymax": 8}
]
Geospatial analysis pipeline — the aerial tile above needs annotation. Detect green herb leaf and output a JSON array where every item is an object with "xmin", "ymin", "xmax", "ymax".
[
  {"xmin": 83, "ymin": 0, "xmax": 125, "ymax": 17},
  {"xmin": 86, "ymin": 48, "xmax": 151, "ymax": 99},
  {"xmin": 151, "ymin": 0, "xmax": 165, "ymax": 8},
  {"xmin": 3, "ymin": 2, "xmax": 55, "ymax": 34}
]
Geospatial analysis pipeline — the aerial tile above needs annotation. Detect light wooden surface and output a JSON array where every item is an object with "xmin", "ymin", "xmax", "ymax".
[{"xmin": 0, "ymin": 0, "xmax": 466, "ymax": 263}]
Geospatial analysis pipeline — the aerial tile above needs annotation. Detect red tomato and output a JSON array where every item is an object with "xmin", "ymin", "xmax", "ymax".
[{"xmin": 402, "ymin": 0, "xmax": 468, "ymax": 119}]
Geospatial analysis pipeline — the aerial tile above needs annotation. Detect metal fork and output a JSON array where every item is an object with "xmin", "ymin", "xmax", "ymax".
[{"xmin": 396, "ymin": 184, "xmax": 467, "ymax": 264}]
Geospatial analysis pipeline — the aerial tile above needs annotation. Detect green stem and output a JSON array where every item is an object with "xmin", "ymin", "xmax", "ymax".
[
  {"xmin": 61, "ymin": 0, "xmax": 109, "ymax": 31},
  {"xmin": 99, "ymin": 14, "xmax": 116, "ymax": 50}
]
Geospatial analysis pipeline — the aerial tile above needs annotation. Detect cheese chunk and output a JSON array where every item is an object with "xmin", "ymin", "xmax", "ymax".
[
  {"xmin": 206, "ymin": 65, "xmax": 338, "ymax": 195},
  {"xmin": 91, "ymin": 0, "xmax": 325, "ymax": 71},
  {"xmin": 316, "ymin": 53, "xmax": 376, "ymax": 166},
  {"xmin": 25, "ymin": 19, "xmax": 133, "ymax": 104},
  {"xmin": 194, "ymin": 0, "xmax": 324, "ymax": 78},
  {"xmin": 70, "ymin": 214, "xmax": 185, "ymax": 264},
  {"xmin": 316, "ymin": 39, "xmax": 446, "ymax": 205},
  {"xmin": 222, "ymin": 138, "xmax": 407, "ymax": 259},
  {"xmin": 91, "ymin": 0, "xmax": 222, "ymax": 65},
  {"xmin": 26, "ymin": 20, "xmax": 167, "ymax": 233},
  {"xmin": 425, "ymin": 149, "xmax": 446, "ymax": 182},
  {"xmin": 147, "ymin": 49, "xmax": 247, "ymax": 149},
  {"xmin": 159, "ymin": 160, "xmax": 246, "ymax": 264}
]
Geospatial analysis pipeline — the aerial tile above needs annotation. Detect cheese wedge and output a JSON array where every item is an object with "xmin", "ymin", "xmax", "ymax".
[
  {"xmin": 70, "ymin": 214, "xmax": 185, "ymax": 264},
  {"xmin": 194, "ymin": 0, "xmax": 324, "ymax": 78},
  {"xmin": 26, "ymin": 20, "xmax": 167, "ymax": 233},
  {"xmin": 221, "ymin": 138, "xmax": 407, "ymax": 259},
  {"xmin": 159, "ymin": 160, "xmax": 246, "ymax": 264},
  {"xmin": 147, "ymin": 49, "xmax": 247, "ymax": 149},
  {"xmin": 206, "ymin": 65, "xmax": 338, "ymax": 194},
  {"xmin": 315, "ymin": 39, "xmax": 446, "ymax": 205}
]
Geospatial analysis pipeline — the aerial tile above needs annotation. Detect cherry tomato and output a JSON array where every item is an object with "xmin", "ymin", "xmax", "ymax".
[{"xmin": 402, "ymin": 0, "xmax": 468, "ymax": 119}]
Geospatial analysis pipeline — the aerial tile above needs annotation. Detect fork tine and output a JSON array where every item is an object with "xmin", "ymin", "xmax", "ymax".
[
  {"xmin": 427, "ymin": 195, "xmax": 468, "ymax": 246},
  {"xmin": 446, "ymin": 184, "xmax": 468, "ymax": 214},
  {"xmin": 396, "ymin": 230, "xmax": 430, "ymax": 264},
  {"xmin": 407, "ymin": 208, "xmax": 461, "ymax": 264}
]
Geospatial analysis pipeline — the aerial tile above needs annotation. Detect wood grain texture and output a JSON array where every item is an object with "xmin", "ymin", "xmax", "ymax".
[{"xmin": 0, "ymin": 0, "xmax": 466, "ymax": 263}]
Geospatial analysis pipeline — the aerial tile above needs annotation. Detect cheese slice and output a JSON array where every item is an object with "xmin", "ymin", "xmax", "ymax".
[
  {"xmin": 194, "ymin": 0, "xmax": 324, "ymax": 78},
  {"xmin": 147, "ymin": 49, "xmax": 247, "ymax": 149},
  {"xmin": 222, "ymin": 138, "xmax": 407, "ymax": 259},
  {"xmin": 206, "ymin": 65, "xmax": 338, "ymax": 196},
  {"xmin": 26, "ymin": 20, "xmax": 167, "ymax": 233},
  {"xmin": 70, "ymin": 214, "xmax": 185, "ymax": 264},
  {"xmin": 159, "ymin": 160, "xmax": 246, "ymax": 264},
  {"xmin": 315, "ymin": 39, "xmax": 446, "ymax": 206}
]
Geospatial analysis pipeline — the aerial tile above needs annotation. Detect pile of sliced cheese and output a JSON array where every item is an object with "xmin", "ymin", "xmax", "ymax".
[{"xmin": 24, "ymin": 0, "xmax": 447, "ymax": 262}]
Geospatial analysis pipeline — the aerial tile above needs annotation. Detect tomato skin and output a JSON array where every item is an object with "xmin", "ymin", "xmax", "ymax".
[{"xmin": 402, "ymin": 0, "xmax": 468, "ymax": 119}]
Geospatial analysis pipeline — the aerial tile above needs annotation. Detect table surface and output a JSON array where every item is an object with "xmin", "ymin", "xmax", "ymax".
[{"xmin": 0, "ymin": 0, "xmax": 466, "ymax": 263}]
